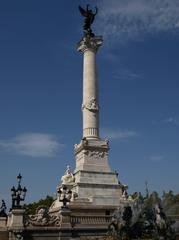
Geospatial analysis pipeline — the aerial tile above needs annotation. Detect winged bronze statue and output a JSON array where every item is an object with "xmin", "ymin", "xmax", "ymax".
[{"xmin": 79, "ymin": 4, "xmax": 98, "ymax": 37}]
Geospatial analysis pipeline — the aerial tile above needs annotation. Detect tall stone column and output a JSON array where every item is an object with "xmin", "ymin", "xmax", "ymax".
[
  {"xmin": 74, "ymin": 35, "xmax": 111, "ymax": 173},
  {"xmin": 72, "ymin": 35, "xmax": 123, "ymax": 205},
  {"xmin": 77, "ymin": 36, "xmax": 103, "ymax": 139}
]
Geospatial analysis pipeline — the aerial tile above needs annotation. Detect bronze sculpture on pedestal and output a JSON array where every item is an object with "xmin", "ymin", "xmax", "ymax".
[{"xmin": 79, "ymin": 4, "xmax": 98, "ymax": 37}]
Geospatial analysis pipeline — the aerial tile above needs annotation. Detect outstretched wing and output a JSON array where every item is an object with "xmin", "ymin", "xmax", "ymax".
[
  {"xmin": 95, "ymin": 7, "xmax": 98, "ymax": 15},
  {"xmin": 79, "ymin": 5, "xmax": 88, "ymax": 17}
]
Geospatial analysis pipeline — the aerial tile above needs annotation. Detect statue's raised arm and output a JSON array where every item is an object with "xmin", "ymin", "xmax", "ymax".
[{"xmin": 79, "ymin": 4, "xmax": 98, "ymax": 37}]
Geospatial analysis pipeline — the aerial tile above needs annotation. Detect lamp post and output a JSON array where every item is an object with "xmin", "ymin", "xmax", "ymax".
[
  {"xmin": 11, "ymin": 174, "xmax": 27, "ymax": 209},
  {"xmin": 57, "ymin": 185, "xmax": 72, "ymax": 229},
  {"xmin": 57, "ymin": 185, "xmax": 72, "ymax": 208},
  {"xmin": 0, "ymin": 199, "xmax": 7, "ymax": 217}
]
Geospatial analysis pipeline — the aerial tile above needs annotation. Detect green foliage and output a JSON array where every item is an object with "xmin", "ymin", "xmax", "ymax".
[
  {"xmin": 107, "ymin": 190, "xmax": 178, "ymax": 240},
  {"xmin": 122, "ymin": 206, "xmax": 133, "ymax": 225},
  {"xmin": 162, "ymin": 191, "xmax": 179, "ymax": 215},
  {"xmin": 145, "ymin": 191, "xmax": 161, "ymax": 207},
  {"xmin": 140, "ymin": 190, "xmax": 179, "ymax": 215},
  {"xmin": 23, "ymin": 195, "xmax": 54, "ymax": 215}
]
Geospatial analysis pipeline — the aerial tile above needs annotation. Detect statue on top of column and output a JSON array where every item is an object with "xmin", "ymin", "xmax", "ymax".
[{"xmin": 79, "ymin": 4, "xmax": 98, "ymax": 37}]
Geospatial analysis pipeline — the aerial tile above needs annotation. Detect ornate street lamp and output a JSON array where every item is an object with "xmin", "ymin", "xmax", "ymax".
[
  {"xmin": 57, "ymin": 185, "xmax": 72, "ymax": 208},
  {"xmin": 11, "ymin": 174, "xmax": 27, "ymax": 209},
  {"xmin": 0, "ymin": 199, "xmax": 7, "ymax": 217}
]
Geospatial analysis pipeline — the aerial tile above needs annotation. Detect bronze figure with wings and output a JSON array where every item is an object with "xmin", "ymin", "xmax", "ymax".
[{"xmin": 79, "ymin": 4, "xmax": 98, "ymax": 37}]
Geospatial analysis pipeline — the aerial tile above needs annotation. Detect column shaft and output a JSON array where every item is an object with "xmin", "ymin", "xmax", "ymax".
[
  {"xmin": 77, "ymin": 36, "xmax": 103, "ymax": 139},
  {"xmin": 83, "ymin": 49, "xmax": 99, "ymax": 138}
]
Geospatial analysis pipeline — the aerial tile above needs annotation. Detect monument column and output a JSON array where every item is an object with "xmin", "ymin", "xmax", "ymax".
[
  {"xmin": 74, "ymin": 35, "xmax": 111, "ymax": 173},
  {"xmin": 70, "ymin": 5, "xmax": 123, "ymax": 205},
  {"xmin": 77, "ymin": 36, "xmax": 103, "ymax": 139}
]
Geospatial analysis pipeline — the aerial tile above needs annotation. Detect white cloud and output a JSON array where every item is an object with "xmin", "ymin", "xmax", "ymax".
[
  {"xmin": 96, "ymin": 0, "xmax": 179, "ymax": 43},
  {"xmin": 0, "ymin": 133, "xmax": 64, "ymax": 157},
  {"xmin": 113, "ymin": 68, "xmax": 140, "ymax": 81},
  {"xmin": 149, "ymin": 155, "xmax": 164, "ymax": 162},
  {"xmin": 164, "ymin": 117, "xmax": 179, "ymax": 125},
  {"xmin": 101, "ymin": 128, "xmax": 139, "ymax": 140},
  {"xmin": 152, "ymin": 117, "xmax": 179, "ymax": 126}
]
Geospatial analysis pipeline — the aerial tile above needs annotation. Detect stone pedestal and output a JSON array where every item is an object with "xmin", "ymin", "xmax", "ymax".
[
  {"xmin": 73, "ymin": 138, "xmax": 123, "ymax": 205},
  {"xmin": 7, "ymin": 209, "xmax": 25, "ymax": 228},
  {"xmin": 59, "ymin": 208, "xmax": 72, "ymax": 229},
  {"xmin": 74, "ymin": 139, "xmax": 111, "ymax": 173},
  {"xmin": 7, "ymin": 209, "xmax": 25, "ymax": 240},
  {"xmin": 0, "ymin": 217, "xmax": 7, "ymax": 228}
]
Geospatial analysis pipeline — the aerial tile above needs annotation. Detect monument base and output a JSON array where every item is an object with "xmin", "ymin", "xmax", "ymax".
[{"xmin": 72, "ymin": 138, "xmax": 124, "ymax": 206}]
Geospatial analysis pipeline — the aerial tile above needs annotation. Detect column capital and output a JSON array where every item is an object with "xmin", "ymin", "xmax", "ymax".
[{"xmin": 77, "ymin": 36, "xmax": 103, "ymax": 53}]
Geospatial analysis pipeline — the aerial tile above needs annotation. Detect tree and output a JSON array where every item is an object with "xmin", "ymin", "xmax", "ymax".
[
  {"xmin": 23, "ymin": 195, "xmax": 54, "ymax": 215},
  {"xmin": 107, "ymin": 191, "xmax": 177, "ymax": 240},
  {"xmin": 162, "ymin": 191, "xmax": 179, "ymax": 215},
  {"xmin": 121, "ymin": 206, "xmax": 133, "ymax": 239}
]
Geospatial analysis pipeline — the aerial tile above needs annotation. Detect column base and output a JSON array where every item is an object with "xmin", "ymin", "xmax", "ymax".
[
  {"xmin": 83, "ymin": 128, "xmax": 99, "ymax": 139},
  {"xmin": 74, "ymin": 138, "xmax": 111, "ymax": 173}
]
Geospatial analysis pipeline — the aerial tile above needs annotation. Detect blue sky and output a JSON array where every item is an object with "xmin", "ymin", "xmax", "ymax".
[{"xmin": 0, "ymin": 0, "xmax": 179, "ymax": 207}]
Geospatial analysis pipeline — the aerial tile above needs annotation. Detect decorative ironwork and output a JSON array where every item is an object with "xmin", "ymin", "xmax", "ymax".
[
  {"xmin": 14, "ymin": 231, "xmax": 24, "ymax": 240},
  {"xmin": 11, "ymin": 173, "xmax": 27, "ymax": 209},
  {"xmin": 0, "ymin": 199, "xmax": 7, "ymax": 217},
  {"xmin": 57, "ymin": 185, "xmax": 72, "ymax": 208}
]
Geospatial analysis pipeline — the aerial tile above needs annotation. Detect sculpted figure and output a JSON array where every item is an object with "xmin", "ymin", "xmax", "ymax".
[
  {"xmin": 83, "ymin": 97, "xmax": 99, "ymax": 112},
  {"xmin": 89, "ymin": 97, "xmax": 98, "ymax": 110},
  {"xmin": 36, "ymin": 207, "xmax": 48, "ymax": 223},
  {"xmin": 61, "ymin": 165, "xmax": 75, "ymax": 184},
  {"xmin": 122, "ymin": 189, "xmax": 128, "ymax": 200},
  {"xmin": 154, "ymin": 203, "xmax": 167, "ymax": 229},
  {"xmin": 79, "ymin": 4, "xmax": 98, "ymax": 36}
]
